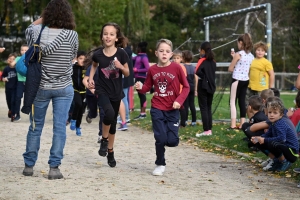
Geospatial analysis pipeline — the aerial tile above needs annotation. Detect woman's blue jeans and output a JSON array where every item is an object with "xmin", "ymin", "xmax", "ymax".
[{"xmin": 23, "ymin": 85, "xmax": 74, "ymax": 168}]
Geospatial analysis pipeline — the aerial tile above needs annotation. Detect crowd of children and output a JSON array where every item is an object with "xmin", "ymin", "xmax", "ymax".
[{"xmin": 1, "ymin": 7, "xmax": 299, "ymax": 187}]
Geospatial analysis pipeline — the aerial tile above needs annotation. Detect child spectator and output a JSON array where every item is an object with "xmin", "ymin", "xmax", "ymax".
[
  {"xmin": 117, "ymin": 44, "xmax": 135, "ymax": 131},
  {"xmin": 88, "ymin": 22, "xmax": 129, "ymax": 168},
  {"xmin": 12, "ymin": 44, "xmax": 29, "ymax": 122},
  {"xmin": 228, "ymin": 33, "xmax": 254, "ymax": 130},
  {"xmin": 195, "ymin": 42, "xmax": 216, "ymax": 136},
  {"xmin": 2, "ymin": 53, "xmax": 17, "ymax": 121},
  {"xmin": 135, "ymin": 39, "xmax": 189, "ymax": 176},
  {"xmin": 182, "ymin": 50, "xmax": 197, "ymax": 126},
  {"xmin": 251, "ymin": 97, "xmax": 299, "ymax": 172},
  {"xmin": 132, "ymin": 41, "xmax": 150, "ymax": 120},
  {"xmin": 172, "ymin": 50, "xmax": 187, "ymax": 127},
  {"xmin": 241, "ymin": 95, "xmax": 267, "ymax": 150},
  {"xmin": 248, "ymin": 41, "xmax": 275, "ymax": 95},
  {"xmin": 69, "ymin": 51, "xmax": 86, "ymax": 136},
  {"xmin": 287, "ymin": 91, "xmax": 300, "ymax": 127}
]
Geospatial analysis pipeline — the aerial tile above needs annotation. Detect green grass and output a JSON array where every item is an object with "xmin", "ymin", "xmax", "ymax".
[{"xmin": 131, "ymin": 92, "xmax": 300, "ymax": 181}]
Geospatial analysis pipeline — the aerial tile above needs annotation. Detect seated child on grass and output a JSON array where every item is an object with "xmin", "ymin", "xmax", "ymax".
[
  {"xmin": 242, "ymin": 95, "xmax": 267, "ymax": 148},
  {"xmin": 251, "ymin": 97, "xmax": 299, "ymax": 172}
]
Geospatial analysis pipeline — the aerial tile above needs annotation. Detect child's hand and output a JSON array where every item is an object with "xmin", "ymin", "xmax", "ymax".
[
  {"xmin": 88, "ymin": 79, "xmax": 95, "ymax": 89},
  {"xmin": 89, "ymin": 89, "xmax": 95, "ymax": 94},
  {"xmin": 251, "ymin": 136, "xmax": 259, "ymax": 144},
  {"xmin": 194, "ymin": 91, "xmax": 198, "ymax": 97},
  {"xmin": 0, "ymin": 47, "xmax": 5, "ymax": 53},
  {"xmin": 287, "ymin": 108, "xmax": 294, "ymax": 117},
  {"xmin": 2, "ymin": 77, "xmax": 8, "ymax": 82},
  {"xmin": 173, "ymin": 101, "xmax": 181, "ymax": 109},
  {"xmin": 113, "ymin": 57, "xmax": 123, "ymax": 70},
  {"xmin": 135, "ymin": 81, "xmax": 143, "ymax": 90}
]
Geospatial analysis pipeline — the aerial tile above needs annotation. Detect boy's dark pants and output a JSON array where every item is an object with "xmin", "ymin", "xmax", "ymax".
[
  {"xmin": 71, "ymin": 92, "xmax": 86, "ymax": 128},
  {"xmin": 242, "ymin": 122, "xmax": 265, "ymax": 139},
  {"xmin": 15, "ymin": 81, "xmax": 25, "ymax": 117},
  {"xmin": 151, "ymin": 108, "xmax": 179, "ymax": 166},
  {"xmin": 5, "ymin": 88, "xmax": 16, "ymax": 116}
]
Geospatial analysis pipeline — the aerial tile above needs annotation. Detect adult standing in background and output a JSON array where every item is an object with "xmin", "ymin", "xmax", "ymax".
[{"xmin": 22, "ymin": 0, "xmax": 78, "ymax": 180}]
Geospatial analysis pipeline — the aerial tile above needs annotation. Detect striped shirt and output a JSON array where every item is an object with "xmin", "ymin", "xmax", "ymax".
[{"xmin": 25, "ymin": 24, "xmax": 79, "ymax": 90}]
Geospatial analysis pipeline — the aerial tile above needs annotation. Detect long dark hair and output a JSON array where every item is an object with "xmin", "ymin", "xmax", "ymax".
[
  {"xmin": 237, "ymin": 33, "xmax": 253, "ymax": 53},
  {"xmin": 100, "ymin": 22, "xmax": 128, "ymax": 48},
  {"xmin": 83, "ymin": 47, "xmax": 102, "ymax": 70},
  {"xmin": 200, "ymin": 41, "xmax": 214, "ymax": 60},
  {"xmin": 41, "ymin": 0, "xmax": 76, "ymax": 30}
]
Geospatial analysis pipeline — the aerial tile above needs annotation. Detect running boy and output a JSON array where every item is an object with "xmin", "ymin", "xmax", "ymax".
[
  {"xmin": 135, "ymin": 39, "xmax": 189, "ymax": 176},
  {"xmin": 70, "ymin": 51, "xmax": 86, "ymax": 136},
  {"xmin": 2, "ymin": 53, "xmax": 17, "ymax": 121},
  {"xmin": 13, "ymin": 44, "xmax": 29, "ymax": 121}
]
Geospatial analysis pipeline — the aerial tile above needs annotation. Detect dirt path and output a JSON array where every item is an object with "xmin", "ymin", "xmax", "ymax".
[{"xmin": 0, "ymin": 88, "xmax": 299, "ymax": 200}]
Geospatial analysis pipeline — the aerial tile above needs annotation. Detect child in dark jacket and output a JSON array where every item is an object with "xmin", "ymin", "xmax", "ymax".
[
  {"xmin": 2, "ymin": 53, "xmax": 17, "ymax": 121},
  {"xmin": 242, "ymin": 95, "xmax": 268, "ymax": 149},
  {"xmin": 70, "ymin": 51, "xmax": 86, "ymax": 136}
]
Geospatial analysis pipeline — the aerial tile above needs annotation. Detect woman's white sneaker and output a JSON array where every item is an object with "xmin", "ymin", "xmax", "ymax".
[{"xmin": 152, "ymin": 165, "xmax": 165, "ymax": 176}]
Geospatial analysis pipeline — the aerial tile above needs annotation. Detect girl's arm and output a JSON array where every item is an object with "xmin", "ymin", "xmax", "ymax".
[
  {"xmin": 136, "ymin": 56, "xmax": 150, "ymax": 73},
  {"xmin": 296, "ymin": 71, "xmax": 300, "ymax": 90},
  {"xmin": 267, "ymin": 69, "xmax": 275, "ymax": 88},
  {"xmin": 194, "ymin": 74, "xmax": 198, "ymax": 96},
  {"xmin": 88, "ymin": 61, "xmax": 97, "ymax": 88},
  {"xmin": 83, "ymin": 76, "xmax": 95, "ymax": 94},
  {"xmin": 115, "ymin": 60, "xmax": 129, "ymax": 77},
  {"xmin": 228, "ymin": 52, "xmax": 241, "ymax": 72}
]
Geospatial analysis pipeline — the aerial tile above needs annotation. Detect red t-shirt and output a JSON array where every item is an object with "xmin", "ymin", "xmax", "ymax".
[
  {"xmin": 289, "ymin": 109, "xmax": 300, "ymax": 127},
  {"xmin": 138, "ymin": 62, "xmax": 189, "ymax": 111}
]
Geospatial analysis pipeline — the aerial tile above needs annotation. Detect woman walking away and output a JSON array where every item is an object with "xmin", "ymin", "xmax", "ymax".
[
  {"xmin": 22, "ymin": 0, "xmax": 78, "ymax": 180},
  {"xmin": 195, "ymin": 42, "xmax": 216, "ymax": 137}
]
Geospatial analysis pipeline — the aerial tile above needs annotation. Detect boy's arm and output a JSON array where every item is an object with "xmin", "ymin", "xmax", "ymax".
[
  {"xmin": 137, "ymin": 69, "xmax": 152, "ymax": 93},
  {"xmin": 264, "ymin": 121, "xmax": 286, "ymax": 143},
  {"xmin": 267, "ymin": 69, "xmax": 275, "ymax": 88},
  {"xmin": 250, "ymin": 121, "xmax": 268, "ymax": 132}
]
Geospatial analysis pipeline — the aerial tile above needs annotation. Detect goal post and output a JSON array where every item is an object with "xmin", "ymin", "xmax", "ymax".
[{"xmin": 203, "ymin": 3, "xmax": 272, "ymax": 62}]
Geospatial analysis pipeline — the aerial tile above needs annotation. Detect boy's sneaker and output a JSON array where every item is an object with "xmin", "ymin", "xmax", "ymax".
[
  {"xmin": 275, "ymin": 160, "xmax": 291, "ymax": 172},
  {"xmin": 76, "ymin": 127, "xmax": 82, "ymax": 136},
  {"xmin": 70, "ymin": 119, "xmax": 76, "ymax": 130},
  {"xmin": 14, "ymin": 115, "xmax": 21, "ymax": 122},
  {"xmin": 22, "ymin": 165, "xmax": 33, "ymax": 176},
  {"xmin": 293, "ymin": 168, "xmax": 300, "ymax": 173},
  {"xmin": 107, "ymin": 151, "xmax": 116, "ymax": 167},
  {"xmin": 191, "ymin": 122, "xmax": 196, "ymax": 126},
  {"xmin": 152, "ymin": 165, "xmax": 166, "ymax": 176},
  {"xmin": 98, "ymin": 139, "xmax": 108, "ymax": 156},
  {"xmin": 117, "ymin": 123, "xmax": 128, "ymax": 131},
  {"xmin": 261, "ymin": 158, "xmax": 273, "ymax": 167},
  {"xmin": 266, "ymin": 159, "xmax": 281, "ymax": 171},
  {"xmin": 134, "ymin": 114, "xmax": 146, "ymax": 120},
  {"xmin": 48, "ymin": 167, "xmax": 63, "ymax": 180},
  {"xmin": 263, "ymin": 159, "xmax": 275, "ymax": 171},
  {"xmin": 86, "ymin": 115, "xmax": 92, "ymax": 123},
  {"xmin": 126, "ymin": 119, "xmax": 131, "ymax": 124},
  {"xmin": 196, "ymin": 130, "xmax": 212, "ymax": 137}
]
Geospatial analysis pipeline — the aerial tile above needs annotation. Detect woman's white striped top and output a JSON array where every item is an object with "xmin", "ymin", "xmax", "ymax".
[{"xmin": 25, "ymin": 24, "xmax": 79, "ymax": 90}]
